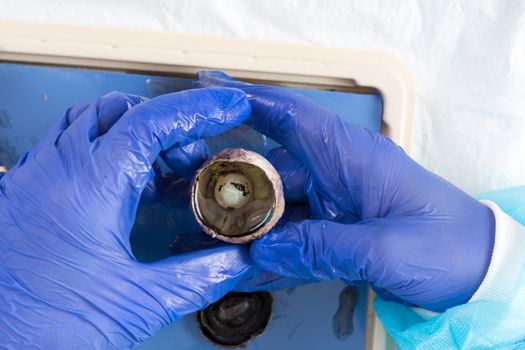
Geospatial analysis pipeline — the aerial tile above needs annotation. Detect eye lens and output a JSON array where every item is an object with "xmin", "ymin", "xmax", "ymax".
[{"xmin": 214, "ymin": 172, "xmax": 252, "ymax": 209}]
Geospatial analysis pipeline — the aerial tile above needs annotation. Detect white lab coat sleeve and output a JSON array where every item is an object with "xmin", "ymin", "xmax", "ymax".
[{"xmin": 468, "ymin": 200, "xmax": 525, "ymax": 303}]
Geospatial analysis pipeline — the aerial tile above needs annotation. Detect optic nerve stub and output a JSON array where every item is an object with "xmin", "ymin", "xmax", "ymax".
[{"xmin": 191, "ymin": 148, "xmax": 285, "ymax": 244}]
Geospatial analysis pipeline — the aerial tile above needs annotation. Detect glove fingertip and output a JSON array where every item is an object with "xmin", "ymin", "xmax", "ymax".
[
  {"xmin": 215, "ymin": 87, "xmax": 251, "ymax": 118},
  {"xmin": 250, "ymin": 221, "xmax": 338, "ymax": 282},
  {"xmin": 140, "ymin": 161, "xmax": 163, "ymax": 204},
  {"xmin": 249, "ymin": 228, "xmax": 290, "ymax": 266},
  {"xmin": 266, "ymin": 147, "xmax": 308, "ymax": 202},
  {"xmin": 161, "ymin": 140, "xmax": 210, "ymax": 178}
]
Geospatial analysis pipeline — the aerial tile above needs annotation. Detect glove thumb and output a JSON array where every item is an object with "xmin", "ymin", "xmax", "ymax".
[
  {"xmin": 250, "ymin": 219, "xmax": 392, "ymax": 284},
  {"xmin": 139, "ymin": 245, "xmax": 254, "ymax": 321}
]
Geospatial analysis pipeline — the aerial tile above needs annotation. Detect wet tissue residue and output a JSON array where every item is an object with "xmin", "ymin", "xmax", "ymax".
[{"xmin": 333, "ymin": 286, "xmax": 359, "ymax": 340}]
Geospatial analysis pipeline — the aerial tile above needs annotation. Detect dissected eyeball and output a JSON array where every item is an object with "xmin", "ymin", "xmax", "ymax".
[{"xmin": 191, "ymin": 148, "xmax": 285, "ymax": 244}]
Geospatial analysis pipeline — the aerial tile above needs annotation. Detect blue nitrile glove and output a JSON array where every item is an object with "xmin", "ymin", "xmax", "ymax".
[
  {"xmin": 0, "ymin": 88, "xmax": 254, "ymax": 349},
  {"xmin": 196, "ymin": 71, "xmax": 495, "ymax": 312}
]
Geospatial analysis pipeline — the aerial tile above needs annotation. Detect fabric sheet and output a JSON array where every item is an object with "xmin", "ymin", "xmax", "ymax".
[{"xmin": 1, "ymin": 0, "xmax": 524, "ymax": 194}]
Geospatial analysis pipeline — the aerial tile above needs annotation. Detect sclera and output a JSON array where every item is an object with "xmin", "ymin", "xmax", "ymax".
[{"xmin": 191, "ymin": 148, "xmax": 285, "ymax": 244}]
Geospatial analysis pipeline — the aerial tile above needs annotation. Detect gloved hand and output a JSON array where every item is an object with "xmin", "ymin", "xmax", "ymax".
[
  {"xmin": 0, "ymin": 88, "xmax": 254, "ymax": 349},
  {"xmin": 196, "ymin": 71, "xmax": 495, "ymax": 312}
]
